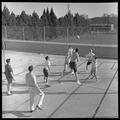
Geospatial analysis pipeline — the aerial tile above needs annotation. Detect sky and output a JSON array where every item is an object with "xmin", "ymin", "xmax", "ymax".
[{"xmin": 2, "ymin": 2, "xmax": 118, "ymax": 18}]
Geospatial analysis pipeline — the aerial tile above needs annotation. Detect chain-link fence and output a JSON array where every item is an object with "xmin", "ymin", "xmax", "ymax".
[
  {"xmin": 2, "ymin": 25, "xmax": 90, "ymax": 41},
  {"xmin": 2, "ymin": 25, "xmax": 118, "ymax": 45},
  {"xmin": 2, "ymin": 25, "xmax": 118, "ymax": 61}
]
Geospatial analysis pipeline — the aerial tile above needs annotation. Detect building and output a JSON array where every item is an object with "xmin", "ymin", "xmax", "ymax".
[{"xmin": 89, "ymin": 24, "xmax": 114, "ymax": 32}]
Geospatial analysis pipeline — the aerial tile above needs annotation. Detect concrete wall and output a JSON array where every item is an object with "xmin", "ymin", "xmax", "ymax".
[{"xmin": 3, "ymin": 39, "xmax": 118, "ymax": 59}]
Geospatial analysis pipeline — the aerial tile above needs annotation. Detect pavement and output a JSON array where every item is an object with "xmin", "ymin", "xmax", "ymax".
[{"xmin": 2, "ymin": 50, "xmax": 118, "ymax": 118}]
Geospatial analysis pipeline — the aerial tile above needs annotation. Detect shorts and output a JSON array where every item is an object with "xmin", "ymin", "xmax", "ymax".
[
  {"xmin": 43, "ymin": 68, "xmax": 48, "ymax": 77},
  {"xmin": 6, "ymin": 77, "xmax": 13, "ymax": 83},
  {"xmin": 90, "ymin": 67, "xmax": 96, "ymax": 75},
  {"xmin": 87, "ymin": 61, "xmax": 92, "ymax": 66},
  {"xmin": 65, "ymin": 59, "xmax": 70, "ymax": 65},
  {"xmin": 69, "ymin": 61, "xmax": 77, "ymax": 73},
  {"xmin": 29, "ymin": 87, "xmax": 44, "ymax": 96}
]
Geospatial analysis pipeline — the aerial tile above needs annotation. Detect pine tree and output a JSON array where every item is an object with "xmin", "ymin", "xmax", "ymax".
[
  {"xmin": 46, "ymin": 8, "xmax": 51, "ymax": 26},
  {"xmin": 41, "ymin": 9, "xmax": 49, "ymax": 26},
  {"xmin": 2, "ymin": 5, "xmax": 10, "ymax": 25},
  {"xmin": 49, "ymin": 8, "xmax": 58, "ymax": 38},
  {"xmin": 50, "ymin": 8, "xmax": 58, "ymax": 26},
  {"xmin": 73, "ymin": 13, "xmax": 81, "ymax": 26},
  {"xmin": 9, "ymin": 12, "xmax": 16, "ymax": 26},
  {"xmin": 31, "ymin": 11, "xmax": 40, "ymax": 26},
  {"xmin": 20, "ymin": 11, "xmax": 29, "ymax": 26}
]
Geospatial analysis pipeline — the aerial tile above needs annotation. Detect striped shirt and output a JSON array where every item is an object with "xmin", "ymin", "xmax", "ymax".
[{"xmin": 86, "ymin": 52, "xmax": 95, "ymax": 61}]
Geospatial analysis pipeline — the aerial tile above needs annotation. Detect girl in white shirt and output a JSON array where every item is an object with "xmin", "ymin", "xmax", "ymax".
[
  {"xmin": 86, "ymin": 49, "xmax": 95, "ymax": 71},
  {"xmin": 62, "ymin": 46, "xmax": 74, "ymax": 75},
  {"xmin": 87, "ymin": 56, "xmax": 97, "ymax": 81}
]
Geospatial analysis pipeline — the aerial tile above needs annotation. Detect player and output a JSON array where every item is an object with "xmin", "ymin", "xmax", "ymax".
[
  {"xmin": 43, "ymin": 56, "xmax": 51, "ymax": 85},
  {"xmin": 69, "ymin": 48, "xmax": 81, "ymax": 85},
  {"xmin": 25, "ymin": 65, "xmax": 45, "ymax": 112},
  {"xmin": 86, "ymin": 49, "xmax": 95, "ymax": 71},
  {"xmin": 87, "ymin": 56, "xmax": 97, "ymax": 81},
  {"xmin": 4, "ymin": 58, "xmax": 15, "ymax": 95},
  {"xmin": 68, "ymin": 45, "xmax": 74, "ymax": 57},
  {"xmin": 62, "ymin": 45, "xmax": 74, "ymax": 75},
  {"xmin": 68, "ymin": 45, "xmax": 74, "ymax": 74},
  {"xmin": 63, "ymin": 52, "xmax": 71, "ymax": 73}
]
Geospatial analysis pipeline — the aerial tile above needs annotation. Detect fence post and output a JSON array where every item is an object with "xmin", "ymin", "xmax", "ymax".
[
  {"xmin": 2, "ymin": 25, "xmax": 7, "ymax": 72},
  {"xmin": 44, "ymin": 26, "xmax": 45, "ymax": 42},
  {"xmin": 43, "ymin": 26, "xmax": 45, "ymax": 54},
  {"xmin": 5, "ymin": 25, "xmax": 7, "ymax": 38},
  {"xmin": 22, "ymin": 26, "xmax": 25, "ymax": 40},
  {"xmin": 67, "ymin": 27, "xmax": 69, "ymax": 47}
]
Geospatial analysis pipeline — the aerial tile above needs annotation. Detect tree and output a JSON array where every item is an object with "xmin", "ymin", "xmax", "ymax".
[
  {"xmin": 50, "ymin": 8, "xmax": 58, "ymax": 26},
  {"xmin": 46, "ymin": 8, "xmax": 52, "ymax": 26},
  {"xmin": 9, "ymin": 12, "xmax": 16, "ymax": 26},
  {"xmin": 27, "ymin": 15, "xmax": 32, "ymax": 26},
  {"xmin": 31, "ymin": 11, "xmax": 40, "ymax": 26},
  {"xmin": 49, "ymin": 8, "xmax": 58, "ymax": 38},
  {"xmin": 2, "ymin": 5, "xmax": 10, "ymax": 25},
  {"xmin": 41, "ymin": 9, "xmax": 49, "ymax": 26},
  {"xmin": 2, "ymin": 11, "xmax": 7, "ymax": 25},
  {"xmin": 58, "ymin": 17, "xmax": 64, "ymax": 26},
  {"xmin": 67, "ymin": 11, "xmax": 74, "ymax": 27},
  {"xmin": 73, "ymin": 13, "xmax": 81, "ymax": 26},
  {"xmin": 20, "ymin": 11, "xmax": 29, "ymax": 26},
  {"xmin": 16, "ymin": 15, "xmax": 21, "ymax": 25}
]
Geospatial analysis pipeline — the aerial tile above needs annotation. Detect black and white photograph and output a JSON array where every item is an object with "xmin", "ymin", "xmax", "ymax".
[{"xmin": 2, "ymin": 2, "xmax": 118, "ymax": 118}]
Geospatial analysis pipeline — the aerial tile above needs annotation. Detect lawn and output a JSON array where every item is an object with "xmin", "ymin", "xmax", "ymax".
[{"xmin": 50, "ymin": 33, "xmax": 118, "ymax": 45}]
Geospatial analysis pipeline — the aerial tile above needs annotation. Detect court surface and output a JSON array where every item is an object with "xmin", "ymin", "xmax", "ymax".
[{"xmin": 2, "ymin": 50, "xmax": 118, "ymax": 118}]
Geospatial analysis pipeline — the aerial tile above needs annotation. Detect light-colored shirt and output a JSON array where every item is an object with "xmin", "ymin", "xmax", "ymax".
[
  {"xmin": 86, "ymin": 52, "xmax": 95, "ymax": 61},
  {"xmin": 71, "ymin": 52, "xmax": 79, "ymax": 62},
  {"xmin": 65, "ymin": 52, "xmax": 71, "ymax": 63},
  {"xmin": 25, "ymin": 72, "xmax": 37, "ymax": 88},
  {"xmin": 68, "ymin": 48, "xmax": 73, "ymax": 57},
  {"xmin": 44, "ymin": 60, "xmax": 51, "ymax": 70}
]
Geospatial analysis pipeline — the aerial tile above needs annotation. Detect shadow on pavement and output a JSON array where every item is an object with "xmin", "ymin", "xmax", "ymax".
[
  {"xmin": 2, "ymin": 90, "xmax": 29, "ymax": 96},
  {"xmin": 2, "ymin": 110, "xmax": 32, "ymax": 118},
  {"xmin": 36, "ymin": 72, "xmax": 62, "ymax": 78}
]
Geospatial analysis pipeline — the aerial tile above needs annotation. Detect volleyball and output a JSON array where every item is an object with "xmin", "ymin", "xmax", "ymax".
[{"xmin": 77, "ymin": 35, "xmax": 80, "ymax": 39}]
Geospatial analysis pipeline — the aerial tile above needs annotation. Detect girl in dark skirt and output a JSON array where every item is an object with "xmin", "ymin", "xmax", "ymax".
[{"xmin": 43, "ymin": 56, "xmax": 51, "ymax": 85}]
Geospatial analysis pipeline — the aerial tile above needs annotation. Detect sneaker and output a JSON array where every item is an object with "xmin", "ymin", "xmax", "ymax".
[
  {"xmin": 71, "ymin": 71, "xmax": 74, "ymax": 75},
  {"xmin": 30, "ymin": 108, "xmax": 37, "ymax": 112},
  {"xmin": 45, "ymin": 82, "xmax": 49, "ymax": 85},
  {"xmin": 77, "ymin": 81, "xmax": 81, "ymax": 85},
  {"xmin": 7, "ymin": 91, "xmax": 12, "ymax": 96},
  {"xmin": 36, "ymin": 105, "xmax": 43, "ymax": 110}
]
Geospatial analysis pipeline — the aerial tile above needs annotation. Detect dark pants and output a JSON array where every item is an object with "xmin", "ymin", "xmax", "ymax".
[
  {"xmin": 87, "ymin": 61, "xmax": 92, "ymax": 66},
  {"xmin": 43, "ymin": 68, "xmax": 48, "ymax": 77},
  {"xmin": 69, "ymin": 61, "xmax": 77, "ymax": 73}
]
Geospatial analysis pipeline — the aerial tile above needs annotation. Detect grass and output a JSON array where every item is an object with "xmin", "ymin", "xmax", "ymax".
[{"xmin": 51, "ymin": 33, "xmax": 118, "ymax": 45}]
